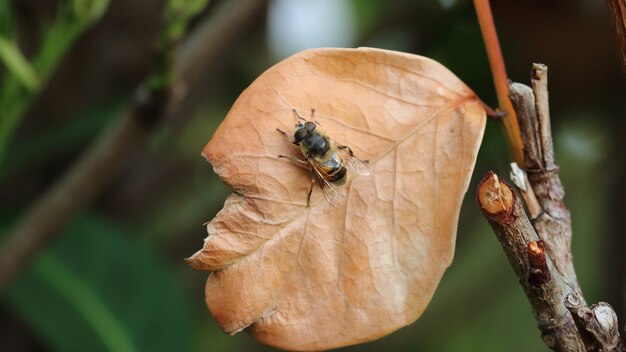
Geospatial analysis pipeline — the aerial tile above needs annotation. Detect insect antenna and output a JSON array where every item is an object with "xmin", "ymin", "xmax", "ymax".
[{"xmin": 292, "ymin": 109, "xmax": 307, "ymax": 122}]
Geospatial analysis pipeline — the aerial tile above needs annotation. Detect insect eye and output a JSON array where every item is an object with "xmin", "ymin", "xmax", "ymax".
[
  {"xmin": 294, "ymin": 129, "xmax": 307, "ymax": 144},
  {"xmin": 305, "ymin": 121, "xmax": 316, "ymax": 132}
]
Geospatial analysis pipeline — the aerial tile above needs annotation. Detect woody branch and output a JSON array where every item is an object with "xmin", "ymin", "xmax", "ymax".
[{"xmin": 477, "ymin": 64, "xmax": 626, "ymax": 351}]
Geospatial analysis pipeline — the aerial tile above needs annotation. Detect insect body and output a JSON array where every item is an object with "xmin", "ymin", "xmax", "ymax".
[{"xmin": 277, "ymin": 109, "xmax": 369, "ymax": 206}]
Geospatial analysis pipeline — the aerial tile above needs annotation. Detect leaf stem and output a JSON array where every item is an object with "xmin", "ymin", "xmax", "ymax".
[{"xmin": 473, "ymin": 0, "xmax": 525, "ymax": 167}]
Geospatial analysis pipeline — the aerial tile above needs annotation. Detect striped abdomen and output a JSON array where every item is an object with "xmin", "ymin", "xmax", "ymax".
[{"xmin": 319, "ymin": 151, "xmax": 347, "ymax": 185}]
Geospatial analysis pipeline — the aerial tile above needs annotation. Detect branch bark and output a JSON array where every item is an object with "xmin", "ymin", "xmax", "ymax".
[
  {"xmin": 477, "ymin": 171, "xmax": 585, "ymax": 351},
  {"xmin": 0, "ymin": 0, "xmax": 267, "ymax": 292},
  {"xmin": 478, "ymin": 63, "xmax": 626, "ymax": 351},
  {"xmin": 510, "ymin": 64, "xmax": 583, "ymax": 300},
  {"xmin": 566, "ymin": 292, "xmax": 626, "ymax": 351},
  {"xmin": 606, "ymin": 0, "xmax": 626, "ymax": 75},
  {"xmin": 605, "ymin": 0, "xmax": 626, "ymax": 330}
]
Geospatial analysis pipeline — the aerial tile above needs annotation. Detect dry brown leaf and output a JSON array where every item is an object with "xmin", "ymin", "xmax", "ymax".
[{"xmin": 187, "ymin": 47, "xmax": 486, "ymax": 351}]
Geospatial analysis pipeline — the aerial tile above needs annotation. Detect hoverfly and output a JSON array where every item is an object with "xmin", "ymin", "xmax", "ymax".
[{"xmin": 277, "ymin": 109, "xmax": 369, "ymax": 206}]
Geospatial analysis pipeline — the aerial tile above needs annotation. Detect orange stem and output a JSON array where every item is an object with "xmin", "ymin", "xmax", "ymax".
[{"xmin": 473, "ymin": 0, "xmax": 525, "ymax": 167}]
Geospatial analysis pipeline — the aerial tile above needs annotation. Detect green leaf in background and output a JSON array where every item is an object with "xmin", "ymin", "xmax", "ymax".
[
  {"xmin": 0, "ymin": 98, "xmax": 123, "ymax": 180},
  {"xmin": 0, "ymin": 0, "xmax": 111, "ymax": 164},
  {"xmin": 164, "ymin": 0, "xmax": 210, "ymax": 42},
  {"xmin": 72, "ymin": 0, "xmax": 110, "ymax": 22},
  {"xmin": 4, "ymin": 215, "xmax": 192, "ymax": 352},
  {"xmin": 0, "ymin": 36, "xmax": 40, "ymax": 92},
  {"xmin": 0, "ymin": 0, "xmax": 13, "ymax": 37}
]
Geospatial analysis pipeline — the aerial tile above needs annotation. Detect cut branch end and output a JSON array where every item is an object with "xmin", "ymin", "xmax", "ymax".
[
  {"xmin": 477, "ymin": 171, "xmax": 516, "ymax": 224},
  {"xmin": 528, "ymin": 240, "xmax": 550, "ymax": 287}
]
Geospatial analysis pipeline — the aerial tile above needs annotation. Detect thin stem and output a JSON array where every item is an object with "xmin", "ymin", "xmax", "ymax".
[
  {"xmin": 473, "ymin": 0, "xmax": 525, "ymax": 167},
  {"xmin": 605, "ymin": 0, "xmax": 626, "ymax": 76}
]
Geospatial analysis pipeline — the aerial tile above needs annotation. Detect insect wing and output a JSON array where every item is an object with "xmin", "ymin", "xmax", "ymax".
[
  {"xmin": 335, "ymin": 144, "xmax": 370, "ymax": 176},
  {"xmin": 309, "ymin": 161, "xmax": 339, "ymax": 205}
]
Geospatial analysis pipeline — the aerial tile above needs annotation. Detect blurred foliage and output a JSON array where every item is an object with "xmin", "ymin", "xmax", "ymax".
[
  {"xmin": 4, "ymin": 215, "xmax": 191, "ymax": 352},
  {"xmin": 0, "ymin": 36, "xmax": 40, "ymax": 92},
  {"xmin": 149, "ymin": 0, "xmax": 209, "ymax": 89},
  {"xmin": 163, "ymin": 0, "xmax": 209, "ymax": 42},
  {"xmin": 1, "ymin": 0, "xmax": 624, "ymax": 351},
  {"xmin": 0, "ymin": 0, "xmax": 110, "ymax": 164}
]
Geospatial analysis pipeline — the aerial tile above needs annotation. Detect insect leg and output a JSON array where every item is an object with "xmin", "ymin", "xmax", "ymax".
[
  {"xmin": 277, "ymin": 154, "xmax": 308, "ymax": 167},
  {"xmin": 307, "ymin": 168, "xmax": 316, "ymax": 207},
  {"xmin": 276, "ymin": 128, "xmax": 298, "ymax": 145},
  {"xmin": 292, "ymin": 109, "xmax": 306, "ymax": 122}
]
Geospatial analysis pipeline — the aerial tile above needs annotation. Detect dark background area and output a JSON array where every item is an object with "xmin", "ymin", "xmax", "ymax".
[{"xmin": 1, "ymin": 0, "xmax": 624, "ymax": 351}]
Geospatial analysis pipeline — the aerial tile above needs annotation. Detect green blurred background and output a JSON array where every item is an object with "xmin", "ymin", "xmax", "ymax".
[{"xmin": 1, "ymin": 0, "xmax": 624, "ymax": 351}]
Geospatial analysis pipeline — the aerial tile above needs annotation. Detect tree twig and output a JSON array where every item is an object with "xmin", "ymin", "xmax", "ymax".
[
  {"xmin": 509, "ymin": 161, "xmax": 542, "ymax": 219},
  {"xmin": 565, "ymin": 292, "xmax": 626, "ymax": 351},
  {"xmin": 477, "ymin": 171, "xmax": 585, "ymax": 351},
  {"xmin": 605, "ymin": 0, "xmax": 626, "ymax": 333},
  {"xmin": 510, "ymin": 64, "xmax": 583, "ymax": 301},
  {"xmin": 484, "ymin": 63, "xmax": 626, "ymax": 351},
  {"xmin": 605, "ymin": 0, "xmax": 626, "ymax": 75},
  {"xmin": 0, "ymin": 0, "xmax": 267, "ymax": 292}
]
